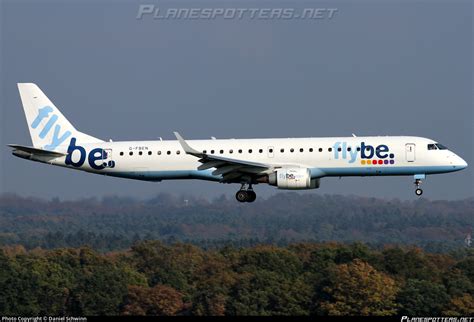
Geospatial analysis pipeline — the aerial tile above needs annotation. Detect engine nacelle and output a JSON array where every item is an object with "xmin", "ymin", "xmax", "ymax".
[{"xmin": 268, "ymin": 168, "xmax": 320, "ymax": 190}]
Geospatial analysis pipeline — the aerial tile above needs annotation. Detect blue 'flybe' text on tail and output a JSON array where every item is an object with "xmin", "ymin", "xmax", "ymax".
[{"xmin": 17, "ymin": 83, "xmax": 103, "ymax": 151}]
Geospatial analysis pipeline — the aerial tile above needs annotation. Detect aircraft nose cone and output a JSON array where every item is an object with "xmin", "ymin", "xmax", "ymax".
[{"xmin": 455, "ymin": 156, "xmax": 468, "ymax": 169}]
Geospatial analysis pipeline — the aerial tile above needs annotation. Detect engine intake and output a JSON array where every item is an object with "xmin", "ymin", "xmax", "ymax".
[{"xmin": 268, "ymin": 168, "xmax": 320, "ymax": 190}]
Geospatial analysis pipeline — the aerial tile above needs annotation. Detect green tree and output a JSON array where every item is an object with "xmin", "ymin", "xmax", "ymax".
[
  {"xmin": 227, "ymin": 270, "xmax": 311, "ymax": 315},
  {"xmin": 443, "ymin": 269, "xmax": 474, "ymax": 298},
  {"xmin": 67, "ymin": 247, "xmax": 146, "ymax": 315},
  {"xmin": 397, "ymin": 279, "xmax": 450, "ymax": 316},
  {"xmin": 455, "ymin": 257, "xmax": 474, "ymax": 283},
  {"xmin": 130, "ymin": 241, "xmax": 204, "ymax": 296},
  {"xmin": 0, "ymin": 251, "xmax": 37, "ymax": 315},
  {"xmin": 382, "ymin": 248, "xmax": 435, "ymax": 281}
]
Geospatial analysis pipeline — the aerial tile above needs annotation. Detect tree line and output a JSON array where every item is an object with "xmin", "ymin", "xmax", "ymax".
[
  {"xmin": 0, "ymin": 241, "xmax": 473, "ymax": 316},
  {"xmin": 0, "ymin": 193, "xmax": 472, "ymax": 252}
]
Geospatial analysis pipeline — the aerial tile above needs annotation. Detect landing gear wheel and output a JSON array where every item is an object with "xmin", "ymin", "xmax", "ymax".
[
  {"xmin": 413, "ymin": 177, "xmax": 424, "ymax": 197},
  {"xmin": 235, "ymin": 183, "xmax": 257, "ymax": 203},
  {"xmin": 236, "ymin": 190, "xmax": 248, "ymax": 203},
  {"xmin": 246, "ymin": 190, "xmax": 257, "ymax": 203}
]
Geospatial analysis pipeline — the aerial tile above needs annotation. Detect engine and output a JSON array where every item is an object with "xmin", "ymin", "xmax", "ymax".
[{"xmin": 267, "ymin": 168, "xmax": 320, "ymax": 190}]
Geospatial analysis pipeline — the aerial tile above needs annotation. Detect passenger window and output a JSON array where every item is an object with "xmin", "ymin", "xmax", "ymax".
[
  {"xmin": 280, "ymin": 148, "xmax": 285, "ymax": 153},
  {"xmin": 139, "ymin": 151, "xmax": 143, "ymax": 156},
  {"xmin": 220, "ymin": 150, "xmax": 224, "ymax": 154},
  {"xmin": 229, "ymin": 149, "xmax": 233, "ymax": 154},
  {"xmin": 248, "ymin": 149, "xmax": 252, "ymax": 153},
  {"xmin": 328, "ymin": 148, "xmax": 332, "ymax": 152},
  {"xmin": 158, "ymin": 151, "xmax": 161, "ymax": 155},
  {"xmin": 300, "ymin": 148, "xmax": 304, "ymax": 152},
  {"xmin": 259, "ymin": 149, "xmax": 263, "ymax": 153},
  {"xmin": 203, "ymin": 150, "xmax": 207, "ymax": 154},
  {"xmin": 309, "ymin": 148, "xmax": 313, "ymax": 152},
  {"xmin": 176, "ymin": 151, "xmax": 180, "ymax": 155},
  {"xmin": 357, "ymin": 147, "xmax": 361, "ymax": 151},
  {"xmin": 167, "ymin": 151, "xmax": 171, "ymax": 155},
  {"xmin": 129, "ymin": 152, "xmax": 133, "ymax": 156},
  {"xmin": 211, "ymin": 150, "xmax": 215, "ymax": 154},
  {"xmin": 318, "ymin": 148, "xmax": 323, "ymax": 152},
  {"xmin": 290, "ymin": 148, "xmax": 294, "ymax": 153},
  {"xmin": 120, "ymin": 152, "xmax": 124, "ymax": 156},
  {"xmin": 148, "ymin": 151, "xmax": 152, "ymax": 155},
  {"xmin": 269, "ymin": 148, "xmax": 273, "ymax": 153},
  {"xmin": 238, "ymin": 149, "xmax": 242, "ymax": 153},
  {"xmin": 347, "ymin": 147, "xmax": 351, "ymax": 152}
]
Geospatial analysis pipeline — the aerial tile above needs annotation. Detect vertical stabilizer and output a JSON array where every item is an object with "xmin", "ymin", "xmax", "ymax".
[{"xmin": 17, "ymin": 83, "xmax": 103, "ymax": 151}]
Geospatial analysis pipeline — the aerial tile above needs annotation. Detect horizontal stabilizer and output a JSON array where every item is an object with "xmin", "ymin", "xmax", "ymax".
[{"xmin": 8, "ymin": 144, "xmax": 67, "ymax": 158}]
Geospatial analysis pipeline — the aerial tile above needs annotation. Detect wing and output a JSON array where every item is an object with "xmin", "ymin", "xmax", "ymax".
[{"xmin": 174, "ymin": 132, "xmax": 271, "ymax": 183}]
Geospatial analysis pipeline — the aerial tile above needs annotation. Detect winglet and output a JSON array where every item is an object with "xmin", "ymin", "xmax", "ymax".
[{"xmin": 173, "ymin": 132, "xmax": 204, "ymax": 157}]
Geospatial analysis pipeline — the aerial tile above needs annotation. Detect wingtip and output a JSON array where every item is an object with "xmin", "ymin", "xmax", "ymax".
[
  {"xmin": 173, "ymin": 131, "xmax": 183, "ymax": 140},
  {"xmin": 173, "ymin": 132, "xmax": 203, "ymax": 156},
  {"xmin": 17, "ymin": 82, "xmax": 37, "ymax": 87}
]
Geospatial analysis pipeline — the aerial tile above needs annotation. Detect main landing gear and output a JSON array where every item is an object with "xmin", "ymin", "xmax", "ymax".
[
  {"xmin": 413, "ymin": 174, "xmax": 425, "ymax": 196},
  {"xmin": 236, "ymin": 184, "xmax": 257, "ymax": 203}
]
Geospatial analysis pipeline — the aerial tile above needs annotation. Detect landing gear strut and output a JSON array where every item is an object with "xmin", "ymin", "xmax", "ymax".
[
  {"xmin": 236, "ymin": 184, "xmax": 257, "ymax": 203},
  {"xmin": 413, "ymin": 174, "xmax": 425, "ymax": 196},
  {"xmin": 415, "ymin": 181, "xmax": 423, "ymax": 196}
]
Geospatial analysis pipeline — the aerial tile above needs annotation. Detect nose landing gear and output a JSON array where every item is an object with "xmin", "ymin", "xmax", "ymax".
[
  {"xmin": 415, "ymin": 185, "xmax": 423, "ymax": 196},
  {"xmin": 236, "ymin": 184, "xmax": 257, "ymax": 203},
  {"xmin": 413, "ymin": 174, "xmax": 425, "ymax": 196}
]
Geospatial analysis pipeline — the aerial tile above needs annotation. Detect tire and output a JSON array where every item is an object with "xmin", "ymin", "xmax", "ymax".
[
  {"xmin": 247, "ymin": 190, "xmax": 257, "ymax": 203},
  {"xmin": 236, "ymin": 190, "xmax": 248, "ymax": 202},
  {"xmin": 415, "ymin": 188, "xmax": 423, "ymax": 196}
]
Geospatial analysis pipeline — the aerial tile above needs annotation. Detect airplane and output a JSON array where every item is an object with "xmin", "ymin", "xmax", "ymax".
[{"xmin": 8, "ymin": 83, "xmax": 468, "ymax": 202}]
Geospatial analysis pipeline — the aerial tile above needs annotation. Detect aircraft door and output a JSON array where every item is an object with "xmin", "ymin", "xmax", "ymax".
[{"xmin": 405, "ymin": 144, "xmax": 415, "ymax": 162}]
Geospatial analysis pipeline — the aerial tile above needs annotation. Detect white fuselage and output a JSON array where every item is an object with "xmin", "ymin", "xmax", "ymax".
[
  {"xmin": 26, "ymin": 136, "xmax": 467, "ymax": 183},
  {"xmin": 12, "ymin": 83, "xmax": 469, "ymax": 200}
]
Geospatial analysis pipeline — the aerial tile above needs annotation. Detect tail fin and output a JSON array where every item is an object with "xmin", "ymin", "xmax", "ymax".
[{"xmin": 17, "ymin": 83, "xmax": 103, "ymax": 151}]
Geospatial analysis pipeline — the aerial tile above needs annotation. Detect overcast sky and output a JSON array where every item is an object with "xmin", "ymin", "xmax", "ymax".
[{"xmin": 0, "ymin": 0, "xmax": 472, "ymax": 201}]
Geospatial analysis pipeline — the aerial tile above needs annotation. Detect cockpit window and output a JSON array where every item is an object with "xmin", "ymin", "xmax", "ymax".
[
  {"xmin": 427, "ymin": 144, "xmax": 437, "ymax": 150},
  {"xmin": 435, "ymin": 143, "xmax": 448, "ymax": 150}
]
